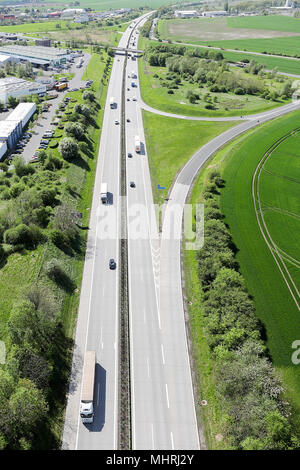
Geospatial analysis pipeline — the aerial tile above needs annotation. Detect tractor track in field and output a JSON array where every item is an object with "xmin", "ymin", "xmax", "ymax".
[{"xmin": 252, "ymin": 128, "xmax": 300, "ymax": 311}]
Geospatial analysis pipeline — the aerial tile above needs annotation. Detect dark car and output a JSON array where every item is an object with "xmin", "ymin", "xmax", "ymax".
[
  {"xmin": 127, "ymin": 98, "xmax": 130, "ymax": 101},
  {"xmin": 128, "ymin": 152, "xmax": 133, "ymax": 158},
  {"xmin": 109, "ymin": 258, "xmax": 116, "ymax": 270},
  {"xmin": 126, "ymin": 118, "xmax": 130, "ymax": 122},
  {"xmin": 130, "ymin": 181, "xmax": 135, "ymax": 188}
]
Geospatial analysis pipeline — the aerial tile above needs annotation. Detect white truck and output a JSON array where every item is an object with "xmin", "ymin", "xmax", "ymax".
[
  {"xmin": 80, "ymin": 351, "xmax": 96, "ymax": 424},
  {"xmin": 101, "ymin": 182, "xmax": 108, "ymax": 203},
  {"xmin": 110, "ymin": 97, "xmax": 115, "ymax": 109},
  {"xmin": 135, "ymin": 136, "xmax": 140, "ymax": 153}
]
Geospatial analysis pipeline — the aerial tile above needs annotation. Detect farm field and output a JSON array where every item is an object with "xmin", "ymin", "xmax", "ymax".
[
  {"xmin": 195, "ymin": 36, "xmax": 300, "ymax": 59},
  {"xmin": 0, "ymin": 20, "xmax": 81, "ymax": 33},
  {"xmin": 228, "ymin": 15, "xmax": 300, "ymax": 32},
  {"xmin": 142, "ymin": 111, "xmax": 237, "ymax": 206},
  {"xmin": 217, "ymin": 111, "xmax": 300, "ymax": 432},
  {"xmin": 138, "ymin": 53, "xmax": 290, "ymax": 118},
  {"xmin": 158, "ymin": 17, "xmax": 300, "ymax": 43}
]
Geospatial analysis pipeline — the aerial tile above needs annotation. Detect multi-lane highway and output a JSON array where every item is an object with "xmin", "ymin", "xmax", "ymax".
[{"xmin": 63, "ymin": 11, "xmax": 300, "ymax": 451}]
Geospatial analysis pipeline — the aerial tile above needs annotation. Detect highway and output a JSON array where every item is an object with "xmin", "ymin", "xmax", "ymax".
[
  {"xmin": 125, "ymin": 18, "xmax": 200, "ymax": 450},
  {"xmin": 62, "ymin": 13, "xmax": 153, "ymax": 450},
  {"xmin": 62, "ymin": 11, "xmax": 300, "ymax": 451}
]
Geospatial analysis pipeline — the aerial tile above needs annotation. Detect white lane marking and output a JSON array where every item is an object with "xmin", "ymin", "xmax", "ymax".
[
  {"xmin": 147, "ymin": 357, "xmax": 150, "ymax": 378},
  {"xmin": 170, "ymin": 432, "xmax": 174, "ymax": 450},
  {"xmin": 161, "ymin": 344, "xmax": 165, "ymax": 365},
  {"xmin": 143, "ymin": 308, "xmax": 146, "ymax": 324},
  {"xmin": 151, "ymin": 423, "xmax": 155, "ymax": 450},
  {"xmin": 165, "ymin": 384, "xmax": 170, "ymax": 409}
]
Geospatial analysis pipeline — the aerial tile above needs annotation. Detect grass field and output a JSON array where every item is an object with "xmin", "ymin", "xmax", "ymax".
[
  {"xmin": 197, "ymin": 36, "xmax": 300, "ymax": 59},
  {"xmin": 218, "ymin": 112, "xmax": 300, "ymax": 434},
  {"xmin": 0, "ymin": 20, "xmax": 81, "ymax": 33},
  {"xmin": 142, "ymin": 111, "xmax": 237, "ymax": 206},
  {"xmin": 183, "ymin": 110, "xmax": 300, "ymax": 446},
  {"xmin": 228, "ymin": 15, "xmax": 300, "ymax": 33},
  {"xmin": 45, "ymin": 0, "xmax": 169, "ymax": 9},
  {"xmin": 158, "ymin": 17, "xmax": 300, "ymax": 43}
]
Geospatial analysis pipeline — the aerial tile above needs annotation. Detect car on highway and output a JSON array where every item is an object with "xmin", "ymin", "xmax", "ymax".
[
  {"xmin": 127, "ymin": 88, "xmax": 130, "ymax": 91},
  {"xmin": 109, "ymin": 259, "xmax": 116, "ymax": 270},
  {"xmin": 114, "ymin": 119, "xmax": 119, "ymax": 125},
  {"xmin": 127, "ymin": 98, "xmax": 130, "ymax": 101},
  {"xmin": 132, "ymin": 97, "xmax": 137, "ymax": 101},
  {"xmin": 130, "ymin": 181, "xmax": 136, "ymax": 188},
  {"xmin": 127, "ymin": 118, "xmax": 130, "ymax": 122},
  {"xmin": 128, "ymin": 152, "xmax": 133, "ymax": 158}
]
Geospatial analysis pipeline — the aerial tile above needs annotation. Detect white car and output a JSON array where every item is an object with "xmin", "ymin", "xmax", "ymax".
[
  {"xmin": 114, "ymin": 119, "xmax": 119, "ymax": 125},
  {"xmin": 132, "ymin": 97, "xmax": 137, "ymax": 101}
]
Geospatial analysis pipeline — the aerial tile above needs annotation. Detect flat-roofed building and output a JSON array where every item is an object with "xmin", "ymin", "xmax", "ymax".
[
  {"xmin": 202, "ymin": 10, "xmax": 228, "ymax": 17},
  {"xmin": 174, "ymin": 10, "xmax": 199, "ymax": 18},
  {"xmin": 8, "ymin": 102, "xmax": 36, "ymax": 128},
  {"xmin": 0, "ymin": 77, "xmax": 46, "ymax": 104},
  {"xmin": 0, "ymin": 45, "xmax": 69, "ymax": 67},
  {"xmin": 0, "ymin": 120, "xmax": 22, "ymax": 149},
  {"xmin": 0, "ymin": 141, "xmax": 8, "ymax": 161}
]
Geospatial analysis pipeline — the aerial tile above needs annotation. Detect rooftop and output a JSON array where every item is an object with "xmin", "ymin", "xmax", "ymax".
[
  {"xmin": 0, "ymin": 45, "xmax": 68, "ymax": 62},
  {"xmin": 0, "ymin": 120, "xmax": 21, "ymax": 137},
  {"xmin": 0, "ymin": 77, "xmax": 45, "ymax": 94},
  {"xmin": 8, "ymin": 102, "xmax": 36, "ymax": 122}
]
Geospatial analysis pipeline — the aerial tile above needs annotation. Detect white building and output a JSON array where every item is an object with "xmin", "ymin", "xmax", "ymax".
[
  {"xmin": 8, "ymin": 102, "xmax": 36, "ymax": 128},
  {"xmin": 61, "ymin": 8, "xmax": 86, "ymax": 18},
  {"xmin": 0, "ymin": 120, "xmax": 22, "ymax": 149},
  {"xmin": 0, "ymin": 45, "xmax": 69, "ymax": 67},
  {"xmin": 202, "ymin": 10, "xmax": 228, "ymax": 17},
  {"xmin": 74, "ymin": 13, "xmax": 89, "ymax": 23},
  {"xmin": 0, "ymin": 53, "xmax": 12, "ymax": 65},
  {"xmin": 0, "ymin": 77, "xmax": 46, "ymax": 104},
  {"xmin": 174, "ymin": 10, "xmax": 199, "ymax": 18}
]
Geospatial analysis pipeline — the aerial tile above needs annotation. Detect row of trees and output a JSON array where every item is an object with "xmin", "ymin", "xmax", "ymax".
[{"xmin": 196, "ymin": 172, "xmax": 299, "ymax": 449}]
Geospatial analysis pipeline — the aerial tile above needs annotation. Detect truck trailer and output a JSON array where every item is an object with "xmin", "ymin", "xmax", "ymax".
[
  {"xmin": 101, "ymin": 182, "xmax": 108, "ymax": 203},
  {"xmin": 135, "ymin": 136, "xmax": 140, "ymax": 153},
  {"xmin": 80, "ymin": 351, "xmax": 96, "ymax": 424},
  {"xmin": 55, "ymin": 82, "xmax": 68, "ymax": 91}
]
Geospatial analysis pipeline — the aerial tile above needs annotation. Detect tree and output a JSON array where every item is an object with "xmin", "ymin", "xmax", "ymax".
[
  {"xmin": 65, "ymin": 122, "xmax": 85, "ymax": 141},
  {"xmin": 52, "ymin": 203, "xmax": 78, "ymax": 241},
  {"xmin": 82, "ymin": 90, "xmax": 95, "ymax": 102},
  {"xmin": 7, "ymin": 95, "xmax": 18, "ymax": 108},
  {"xmin": 59, "ymin": 137, "xmax": 78, "ymax": 160},
  {"xmin": 9, "ymin": 378, "xmax": 48, "ymax": 434}
]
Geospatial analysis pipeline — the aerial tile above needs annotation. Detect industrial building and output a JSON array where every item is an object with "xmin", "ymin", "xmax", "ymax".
[
  {"xmin": 35, "ymin": 38, "xmax": 51, "ymax": 47},
  {"xmin": 61, "ymin": 8, "xmax": 86, "ymax": 18},
  {"xmin": 0, "ymin": 120, "xmax": 23, "ymax": 149},
  {"xmin": 0, "ymin": 77, "xmax": 46, "ymax": 104},
  {"xmin": 8, "ymin": 102, "xmax": 36, "ymax": 128},
  {"xmin": 0, "ymin": 53, "xmax": 12, "ymax": 65},
  {"xmin": 202, "ymin": 10, "xmax": 228, "ymax": 17},
  {"xmin": 174, "ymin": 10, "xmax": 199, "ymax": 18},
  {"xmin": 0, "ymin": 45, "xmax": 69, "ymax": 67},
  {"xmin": 0, "ymin": 102, "xmax": 36, "ymax": 157}
]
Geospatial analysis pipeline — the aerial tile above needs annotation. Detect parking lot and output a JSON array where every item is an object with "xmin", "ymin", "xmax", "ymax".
[{"xmin": 9, "ymin": 52, "xmax": 91, "ymax": 163}]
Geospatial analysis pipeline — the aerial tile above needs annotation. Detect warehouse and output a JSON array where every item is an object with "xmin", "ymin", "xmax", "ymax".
[
  {"xmin": 0, "ymin": 45, "xmax": 69, "ymax": 67},
  {"xmin": 0, "ymin": 77, "xmax": 46, "ymax": 103},
  {"xmin": 8, "ymin": 102, "xmax": 36, "ymax": 128},
  {"xmin": 0, "ymin": 120, "xmax": 22, "ymax": 149}
]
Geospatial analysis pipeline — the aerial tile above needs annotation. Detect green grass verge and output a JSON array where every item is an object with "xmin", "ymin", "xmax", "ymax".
[{"xmin": 142, "ymin": 110, "xmax": 237, "ymax": 206}]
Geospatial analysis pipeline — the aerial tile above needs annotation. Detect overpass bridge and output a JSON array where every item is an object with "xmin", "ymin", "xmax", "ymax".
[{"xmin": 111, "ymin": 47, "xmax": 144, "ymax": 54}]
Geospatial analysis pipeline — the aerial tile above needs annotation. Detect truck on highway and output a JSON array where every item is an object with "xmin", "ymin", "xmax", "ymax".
[
  {"xmin": 55, "ymin": 82, "xmax": 68, "ymax": 91},
  {"xmin": 80, "ymin": 351, "xmax": 96, "ymax": 424},
  {"xmin": 101, "ymin": 182, "xmax": 108, "ymax": 203},
  {"xmin": 131, "ymin": 71, "xmax": 136, "ymax": 78},
  {"xmin": 135, "ymin": 136, "xmax": 140, "ymax": 153},
  {"xmin": 110, "ymin": 97, "xmax": 115, "ymax": 109}
]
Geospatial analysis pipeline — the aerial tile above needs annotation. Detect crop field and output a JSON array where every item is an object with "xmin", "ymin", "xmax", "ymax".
[
  {"xmin": 0, "ymin": 20, "xmax": 80, "ymax": 33},
  {"xmin": 199, "ymin": 36, "xmax": 300, "ymax": 58},
  {"xmin": 158, "ymin": 17, "xmax": 300, "ymax": 43},
  {"xmin": 228, "ymin": 15, "xmax": 300, "ymax": 33},
  {"xmin": 216, "ymin": 111, "xmax": 300, "ymax": 431}
]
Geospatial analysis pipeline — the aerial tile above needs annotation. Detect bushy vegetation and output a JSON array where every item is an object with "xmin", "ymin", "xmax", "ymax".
[
  {"xmin": 145, "ymin": 43, "xmax": 293, "ymax": 101},
  {"xmin": 195, "ymin": 172, "xmax": 300, "ymax": 449}
]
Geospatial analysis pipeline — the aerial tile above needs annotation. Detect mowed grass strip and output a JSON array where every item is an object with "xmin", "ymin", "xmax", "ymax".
[{"xmin": 142, "ymin": 110, "xmax": 237, "ymax": 206}]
